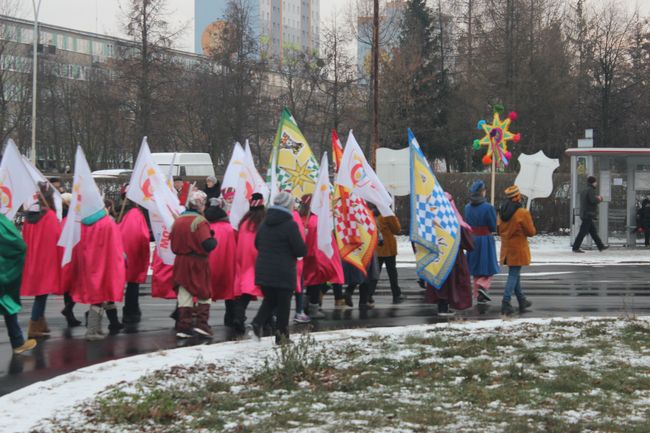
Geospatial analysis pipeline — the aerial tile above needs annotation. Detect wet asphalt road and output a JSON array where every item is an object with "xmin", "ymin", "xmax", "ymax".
[{"xmin": 1, "ymin": 263, "xmax": 649, "ymax": 396}]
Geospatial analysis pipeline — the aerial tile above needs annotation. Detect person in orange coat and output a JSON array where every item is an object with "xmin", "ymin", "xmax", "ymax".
[
  {"xmin": 375, "ymin": 207, "xmax": 404, "ymax": 304},
  {"xmin": 497, "ymin": 185, "xmax": 536, "ymax": 315}
]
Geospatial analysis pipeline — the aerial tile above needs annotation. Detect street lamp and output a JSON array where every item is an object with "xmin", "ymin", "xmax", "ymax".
[{"xmin": 30, "ymin": 0, "xmax": 42, "ymax": 166}]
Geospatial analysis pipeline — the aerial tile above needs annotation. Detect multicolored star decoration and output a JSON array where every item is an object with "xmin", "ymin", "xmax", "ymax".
[
  {"xmin": 473, "ymin": 105, "xmax": 521, "ymax": 170},
  {"xmin": 283, "ymin": 158, "xmax": 316, "ymax": 194}
]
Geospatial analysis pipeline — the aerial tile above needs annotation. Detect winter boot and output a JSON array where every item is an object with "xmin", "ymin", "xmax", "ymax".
[
  {"xmin": 175, "ymin": 307, "xmax": 193, "ymax": 338},
  {"xmin": 308, "ymin": 303, "xmax": 325, "ymax": 319},
  {"xmin": 193, "ymin": 303, "xmax": 213, "ymax": 338},
  {"xmin": 85, "ymin": 306, "xmax": 106, "ymax": 341},
  {"xmin": 27, "ymin": 320, "xmax": 42, "ymax": 338},
  {"xmin": 344, "ymin": 286, "xmax": 355, "ymax": 308},
  {"xmin": 40, "ymin": 317, "xmax": 51, "ymax": 334},
  {"xmin": 105, "ymin": 305, "xmax": 124, "ymax": 334},
  {"xmin": 61, "ymin": 304, "xmax": 82, "ymax": 327},
  {"xmin": 517, "ymin": 297, "xmax": 532, "ymax": 313},
  {"xmin": 438, "ymin": 301, "xmax": 455, "ymax": 317},
  {"xmin": 334, "ymin": 299, "xmax": 348, "ymax": 310},
  {"xmin": 501, "ymin": 302, "xmax": 515, "ymax": 316},
  {"xmin": 224, "ymin": 300, "xmax": 235, "ymax": 327},
  {"xmin": 122, "ymin": 307, "xmax": 142, "ymax": 324},
  {"xmin": 13, "ymin": 339, "xmax": 37, "ymax": 354}
]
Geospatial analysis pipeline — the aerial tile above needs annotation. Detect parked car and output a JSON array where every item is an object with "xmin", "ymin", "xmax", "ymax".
[{"xmin": 151, "ymin": 153, "xmax": 215, "ymax": 177}]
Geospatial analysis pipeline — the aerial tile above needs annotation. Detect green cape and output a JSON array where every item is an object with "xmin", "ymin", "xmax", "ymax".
[{"xmin": 0, "ymin": 214, "xmax": 26, "ymax": 315}]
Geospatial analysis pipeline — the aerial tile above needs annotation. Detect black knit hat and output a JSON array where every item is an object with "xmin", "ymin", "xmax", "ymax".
[{"xmin": 587, "ymin": 176, "xmax": 597, "ymax": 185}]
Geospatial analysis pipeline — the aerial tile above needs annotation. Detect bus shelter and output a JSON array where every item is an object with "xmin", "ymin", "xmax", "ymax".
[{"xmin": 565, "ymin": 147, "xmax": 650, "ymax": 248}]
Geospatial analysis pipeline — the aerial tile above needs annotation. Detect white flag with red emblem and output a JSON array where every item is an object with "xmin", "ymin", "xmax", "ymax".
[
  {"xmin": 311, "ymin": 152, "xmax": 333, "ymax": 258},
  {"xmin": 229, "ymin": 142, "xmax": 266, "ymax": 229},
  {"xmin": 58, "ymin": 146, "xmax": 105, "ymax": 265},
  {"xmin": 336, "ymin": 131, "xmax": 394, "ymax": 216},
  {"xmin": 0, "ymin": 139, "xmax": 38, "ymax": 220},
  {"xmin": 21, "ymin": 155, "xmax": 63, "ymax": 220},
  {"xmin": 127, "ymin": 137, "xmax": 182, "ymax": 265}
]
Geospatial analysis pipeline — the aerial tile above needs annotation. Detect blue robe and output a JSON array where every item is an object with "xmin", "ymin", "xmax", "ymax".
[{"xmin": 464, "ymin": 201, "xmax": 500, "ymax": 276}]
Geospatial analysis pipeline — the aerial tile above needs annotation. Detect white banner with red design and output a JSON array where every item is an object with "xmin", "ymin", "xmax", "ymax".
[
  {"xmin": 0, "ymin": 139, "xmax": 38, "ymax": 220},
  {"xmin": 335, "ymin": 131, "xmax": 394, "ymax": 217}
]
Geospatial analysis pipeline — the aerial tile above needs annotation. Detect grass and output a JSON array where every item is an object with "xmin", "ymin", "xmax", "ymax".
[{"xmin": 40, "ymin": 318, "xmax": 650, "ymax": 433}]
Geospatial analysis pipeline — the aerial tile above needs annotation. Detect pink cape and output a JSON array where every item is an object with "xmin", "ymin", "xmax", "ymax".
[
  {"xmin": 69, "ymin": 215, "xmax": 126, "ymax": 305},
  {"xmin": 151, "ymin": 249, "xmax": 176, "ymax": 299},
  {"xmin": 60, "ymin": 217, "xmax": 73, "ymax": 293},
  {"xmin": 208, "ymin": 220, "xmax": 237, "ymax": 301},
  {"xmin": 293, "ymin": 211, "xmax": 306, "ymax": 293},
  {"xmin": 119, "ymin": 207, "xmax": 151, "ymax": 284},
  {"xmin": 303, "ymin": 214, "xmax": 344, "ymax": 287},
  {"xmin": 233, "ymin": 219, "xmax": 262, "ymax": 298},
  {"xmin": 20, "ymin": 209, "xmax": 64, "ymax": 296}
]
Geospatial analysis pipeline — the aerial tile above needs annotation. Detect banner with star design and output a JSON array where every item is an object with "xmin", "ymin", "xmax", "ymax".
[
  {"xmin": 409, "ymin": 129, "xmax": 460, "ymax": 289},
  {"xmin": 268, "ymin": 108, "xmax": 319, "ymax": 199}
]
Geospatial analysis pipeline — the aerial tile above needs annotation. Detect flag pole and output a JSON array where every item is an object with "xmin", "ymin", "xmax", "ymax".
[{"xmin": 490, "ymin": 137, "xmax": 496, "ymax": 205}]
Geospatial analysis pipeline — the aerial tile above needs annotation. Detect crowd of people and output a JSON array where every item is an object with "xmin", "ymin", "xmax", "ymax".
[{"xmin": 5, "ymin": 170, "xmax": 591, "ymax": 353}]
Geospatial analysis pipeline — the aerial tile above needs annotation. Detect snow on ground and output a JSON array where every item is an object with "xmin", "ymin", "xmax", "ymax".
[
  {"xmin": 3, "ymin": 316, "xmax": 650, "ymax": 433},
  {"xmin": 399, "ymin": 235, "xmax": 650, "ymax": 266}
]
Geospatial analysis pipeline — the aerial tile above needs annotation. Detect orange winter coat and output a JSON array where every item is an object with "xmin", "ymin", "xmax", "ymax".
[
  {"xmin": 498, "ymin": 204, "xmax": 536, "ymax": 266},
  {"xmin": 377, "ymin": 215, "xmax": 401, "ymax": 257}
]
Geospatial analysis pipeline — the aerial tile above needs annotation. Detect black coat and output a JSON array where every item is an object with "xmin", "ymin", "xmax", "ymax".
[
  {"xmin": 581, "ymin": 185, "xmax": 599, "ymax": 219},
  {"xmin": 638, "ymin": 206, "xmax": 650, "ymax": 229},
  {"xmin": 255, "ymin": 207, "xmax": 307, "ymax": 290}
]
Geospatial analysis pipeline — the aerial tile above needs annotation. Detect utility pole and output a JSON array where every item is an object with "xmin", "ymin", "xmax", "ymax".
[
  {"xmin": 31, "ymin": 0, "xmax": 42, "ymax": 165},
  {"xmin": 371, "ymin": 0, "xmax": 379, "ymax": 167}
]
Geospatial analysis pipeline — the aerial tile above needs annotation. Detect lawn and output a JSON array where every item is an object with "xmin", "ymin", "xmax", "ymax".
[{"xmin": 34, "ymin": 317, "xmax": 650, "ymax": 433}]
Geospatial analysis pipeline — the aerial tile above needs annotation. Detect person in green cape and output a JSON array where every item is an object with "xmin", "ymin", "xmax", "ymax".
[{"xmin": 0, "ymin": 213, "xmax": 37, "ymax": 354}]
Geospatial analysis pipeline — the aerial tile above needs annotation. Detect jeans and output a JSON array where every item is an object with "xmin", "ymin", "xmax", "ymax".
[
  {"xmin": 573, "ymin": 216, "xmax": 605, "ymax": 250},
  {"xmin": 31, "ymin": 294, "xmax": 48, "ymax": 321},
  {"xmin": 4, "ymin": 313, "xmax": 25, "ymax": 349},
  {"xmin": 254, "ymin": 287, "xmax": 293, "ymax": 341},
  {"xmin": 378, "ymin": 256, "xmax": 401, "ymax": 299},
  {"xmin": 502, "ymin": 266, "xmax": 524, "ymax": 304}
]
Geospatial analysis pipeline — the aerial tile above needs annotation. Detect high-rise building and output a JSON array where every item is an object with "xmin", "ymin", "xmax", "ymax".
[{"xmin": 195, "ymin": 0, "xmax": 320, "ymax": 59}]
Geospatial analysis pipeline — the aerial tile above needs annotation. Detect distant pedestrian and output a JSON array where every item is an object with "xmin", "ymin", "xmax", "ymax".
[
  {"xmin": 0, "ymin": 213, "xmax": 37, "ymax": 354},
  {"xmin": 498, "ymin": 185, "xmax": 536, "ymax": 315},
  {"xmin": 464, "ymin": 180, "xmax": 500, "ymax": 304},
  {"xmin": 170, "ymin": 190, "xmax": 217, "ymax": 338},
  {"xmin": 203, "ymin": 176, "xmax": 221, "ymax": 201},
  {"xmin": 637, "ymin": 198, "xmax": 650, "ymax": 247},
  {"xmin": 572, "ymin": 176, "xmax": 608, "ymax": 253},
  {"xmin": 251, "ymin": 191, "xmax": 307, "ymax": 344},
  {"xmin": 374, "ymin": 204, "xmax": 405, "ymax": 304}
]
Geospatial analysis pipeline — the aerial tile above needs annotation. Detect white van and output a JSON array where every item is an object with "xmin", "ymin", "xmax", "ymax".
[{"xmin": 151, "ymin": 153, "xmax": 215, "ymax": 177}]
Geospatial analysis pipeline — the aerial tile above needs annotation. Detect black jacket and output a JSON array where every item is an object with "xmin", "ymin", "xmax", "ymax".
[
  {"xmin": 638, "ymin": 206, "xmax": 650, "ymax": 229},
  {"xmin": 255, "ymin": 207, "xmax": 307, "ymax": 290},
  {"xmin": 581, "ymin": 184, "xmax": 599, "ymax": 219}
]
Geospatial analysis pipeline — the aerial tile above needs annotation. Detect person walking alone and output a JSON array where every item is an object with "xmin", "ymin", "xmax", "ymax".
[
  {"xmin": 572, "ymin": 176, "xmax": 608, "ymax": 253},
  {"xmin": 251, "ymin": 192, "xmax": 307, "ymax": 344},
  {"xmin": 498, "ymin": 186, "xmax": 536, "ymax": 316},
  {"xmin": 374, "ymin": 204, "xmax": 405, "ymax": 304}
]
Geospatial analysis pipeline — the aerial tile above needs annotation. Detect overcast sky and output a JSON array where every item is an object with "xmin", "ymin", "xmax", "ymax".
[{"xmin": 11, "ymin": 0, "xmax": 650, "ymax": 53}]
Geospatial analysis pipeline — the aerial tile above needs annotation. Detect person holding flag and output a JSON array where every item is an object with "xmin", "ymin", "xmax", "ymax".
[
  {"xmin": 59, "ymin": 146, "xmax": 126, "ymax": 340},
  {"xmin": 118, "ymin": 188, "xmax": 151, "ymax": 324},
  {"xmin": 0, "ymin": 211, "xmax": 37, "ymax": 354},
  {"xmin": 20, "ymin": 181, "xmax": 63, "ymax": 338}
]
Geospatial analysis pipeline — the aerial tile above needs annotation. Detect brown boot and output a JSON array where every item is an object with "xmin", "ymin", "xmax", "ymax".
[
  {"xmin": 39, "ymin": 317, "xmax": 51, "ymax": 334},
  {"xmin": 27, "ymin": 319, "xmax": 45, "ymax": 338},
  {"xmin": 193, "ymin": 303, "xmax": 213, "ymax": 337},
  {"xmin": 175, "ymin": 307, "xmax": 193, "ymax": 338}
]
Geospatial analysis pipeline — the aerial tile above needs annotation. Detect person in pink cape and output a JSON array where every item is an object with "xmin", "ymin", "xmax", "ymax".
[
  {"xmin": 299, "ymin": 194, "xmax": 344, "ymax": 319},
  {"xmin": 205, "ymin": 198, "xmax": 238, "ymax": 330},
  {"xmin": 20, "ymin": 182, "xmax": 63, "ymax": 338},
  {"xmin": 59, "ymin": 192, "xmax": 82, "ymax": 327},
  {"xmin": 424, "ymin": 192, "xmax": 474, "ymax": 316},
  {"xmin": 151, "ymin": 251, "xmax": 177, "ymax": 300},
  {"xmin": 231, "ymin": 193, "xmax": 266, "ymax": 330},
  {"xmin": 69, "ymin": 208, "xmax": 126, "ymax": 340},
  {"xmin": 118, "ymin": 188, "xmax": 151, "ymax": 324},
  {"xmin": 292, "ymin": 202, "xmax": 309, "ymax": 323}
]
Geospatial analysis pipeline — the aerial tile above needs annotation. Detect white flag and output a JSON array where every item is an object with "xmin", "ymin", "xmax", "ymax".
[
  {"xmin": 336, "ymin": 131, "xmax": 394, "ymax": 216},
  {"xmin": 312, "ymin": 153, "xmax": 333, "ymax": 258},
  {"xmin": 245, "ymin": 140, "xmax": 270, "ymax": 200},
  {"xmin": 58, "ymin": 146, "xmax": 105, "ymax": 265},
  {"xmin": 229, "ymin": 170, "xmax": 250, "ymax": 229},
  {"xmin": 127, "ymin": 137, "xmax": 182, "ymax": 229},
  {"xmin": 221, "ymin": 143, "xmax": 246, "ymax": 192},
  {"xmin": 127, "ymin": 138, "xmax": 183, "ymax": 266},
  {"xmin": 0, "ymin": 139, "xmax": 38, "ymax": 220},
  {"xmin": 21, "ymin": 155, "xmax": 63, "ymax": 220}
]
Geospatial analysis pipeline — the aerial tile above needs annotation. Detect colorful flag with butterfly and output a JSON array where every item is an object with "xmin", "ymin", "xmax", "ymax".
[
  {"xmin": 409, "ymin": 129, "xmax": 460, "ymax": 289},
  {"xmin": 332, "ymin": 129, "xmax": 377, "ymax": 275},
  {"xmin": 268, "ymin": 108, "xmax": 320, "ymax": 200}
]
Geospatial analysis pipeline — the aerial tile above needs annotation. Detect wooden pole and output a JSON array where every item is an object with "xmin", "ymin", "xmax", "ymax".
[
  {"xmin": 117, "ymin": 196, "xmax": 128, "ymax": 223},
  {"xmin": 371, "ymin": 0, "xmax": 380, "ymax": 168},
  {"xmin": 490, "ymin": 139, "xmax": 496, "ymax": 205}
]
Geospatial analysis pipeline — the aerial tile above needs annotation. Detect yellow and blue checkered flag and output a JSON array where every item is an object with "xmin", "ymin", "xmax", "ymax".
[{"xmin": 409, "ymin": 129, "xmax": 460, "ymax": 289}]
